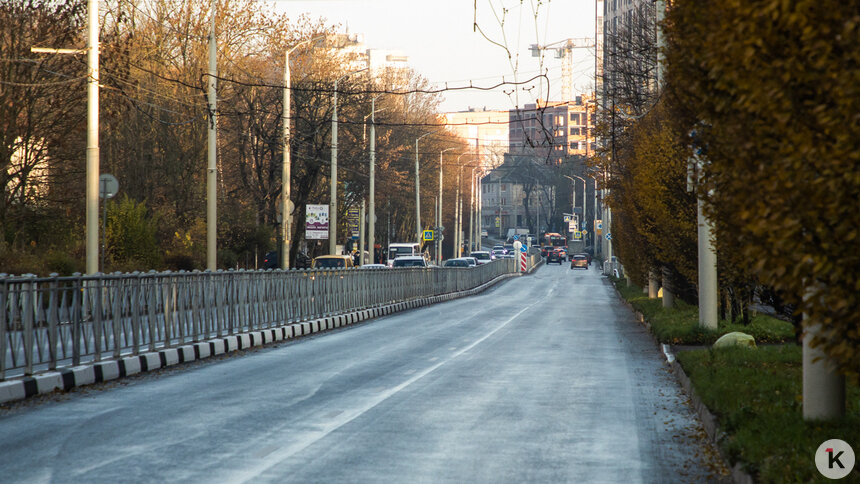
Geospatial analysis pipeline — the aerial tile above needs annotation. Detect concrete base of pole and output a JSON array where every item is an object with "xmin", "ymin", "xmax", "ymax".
[{"xmin": 803, "ymin": 324, "xmax": 846, "ymax": 420}]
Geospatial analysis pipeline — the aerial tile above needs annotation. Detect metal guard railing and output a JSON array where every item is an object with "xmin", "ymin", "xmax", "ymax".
[{"xmin": 1, "ymin": 257, "xmax": 538, "ymax": 380}]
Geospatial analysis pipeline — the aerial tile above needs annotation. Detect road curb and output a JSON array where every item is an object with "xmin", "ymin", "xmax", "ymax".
[
  {"xmin": 0, "ymin": 271, "xmax": 520, "ymax": 406},
  {"xmin": 609, "ymin": 281, "xmax": 751, "ymax": 484}
]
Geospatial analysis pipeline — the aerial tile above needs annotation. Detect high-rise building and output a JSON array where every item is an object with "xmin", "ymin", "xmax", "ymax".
[
  {"xmin": 508, "ymin": 95, "xmax": 596, "ymax": 165},
  {"xmin": 441, "ymin": 107, "xmax": 509, "ymax": 169}
]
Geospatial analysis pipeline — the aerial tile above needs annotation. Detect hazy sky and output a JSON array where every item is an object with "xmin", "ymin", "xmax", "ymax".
[{"xmin": 274, "ymin": 0, "xmax": 599, "ymax": 112}]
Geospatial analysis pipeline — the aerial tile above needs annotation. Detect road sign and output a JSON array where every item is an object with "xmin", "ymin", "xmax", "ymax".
[
  {"xmin": 606, "ymin": 233, "xmax": 612, "ymax": 240},
  {"xmin": 512, "ymin": 235, "xmax": 519, "ymax": 241},
  {"xmin": 347, "ymin": 208, "xmax": 360, "ymax": 239},
  {"xmin": 494, "ymin": 216, "xmax": 500, "ymax": 227},
  {"xmin": 519, "ymin": 245, "xmax": 527, "ymax": 253},
  {"xmin": 568, "ymin": 220, "xmax": 577, "ymax": 232},
  {"xmin": 563, "ymin": 215, "xmax": 571, "ymax": 222},
  {"xmin": 573, "ymin": 230, "xmax": 582, "ymax": 240},
  {"xmin": 595, "ymin": 219, "xmax": 603, "ymax": 230},
  {"xmin": 582, "ymin": 229, "xmax": 588, "ymax": 235},
  {"xmin": 423, "ymin": 230, "xmax": 434, "ymax": 241},
  {"xmin": 99, "ymin": 174, "xmax": 119, "ymax": 199}
]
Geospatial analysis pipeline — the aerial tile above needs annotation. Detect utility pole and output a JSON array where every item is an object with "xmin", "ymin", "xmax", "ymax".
[
  {"xmin": 454, "ymin": 168, "xmax": 461, "ymax": 257},
  {"xmin": 283, "ymin": 36, "xmax": 323, "ymax": 269},
  {"xmin": 330, "ymin": 67, "xmax": 368, "ymax": 254},
  {"xmin": 369, "ymin": 97, "xmax": 381, "ymax": 264},
  {"xmin": 206, "ymin": 0, "xmax": 217, "ymax": 270},
  {"xmin": 414, "ymin": 131, "xmax": 436, "ymax": 245},
  {"xmin": 689, "ymin": 144, "xmax": 718, "ymax": 329},
  {"xmin": 438, "ymin": 148, "xmax": 454, "ymax": 263}
]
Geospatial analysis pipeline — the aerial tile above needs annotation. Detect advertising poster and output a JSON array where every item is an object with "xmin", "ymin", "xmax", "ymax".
[{"xmin": 306, "ymin": 204, "xmax": 329, "ymax": 239}]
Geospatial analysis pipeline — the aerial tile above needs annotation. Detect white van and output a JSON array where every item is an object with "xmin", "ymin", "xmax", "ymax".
[{"xmin": 387, "ymin": 242, "xmax": 421, "ymax": 267}]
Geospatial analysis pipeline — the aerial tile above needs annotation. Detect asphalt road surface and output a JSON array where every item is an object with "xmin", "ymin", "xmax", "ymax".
[{"xmin": 0, "ymin": 262, "xmax": 726, "ymax": 483}]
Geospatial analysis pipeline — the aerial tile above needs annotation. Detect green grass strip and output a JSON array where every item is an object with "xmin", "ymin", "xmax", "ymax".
[
  {"xmin": 611, "ymin": 277, "xmax": 795, "ymax": 345},
  {"xmin": 677, "ymin": 346, "xmax": 860, "ymax": 482}
]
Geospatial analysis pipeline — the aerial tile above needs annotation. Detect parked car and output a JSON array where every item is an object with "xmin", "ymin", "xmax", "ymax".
[
  {"xmin": 470, "ymin": 251, "xmax": 492, "ymax": 264},
  {"xmin": 263, "ymin": 251, "xmax": 311, "ymax": 269},
  {"xmin": 570, "ymin": 254, "xmax": 589, "ymax": 269},
  {"xmin": 359, "ymin": 263, "xmax": 388, "ymax": 269},
  {"xmin": 392, "ymin": 256, "xmax": 428, "ymax": 268},
  {"xmin": 443, "ymin": 258, "xmax": 471, "ymax": 268},
  {"xmin": 546, "ymin": 249, "xmax": 563, "ymax": 264},
  {"xmin": 311, "ymin": 255, "xmax": 354, "ymax": 269}
]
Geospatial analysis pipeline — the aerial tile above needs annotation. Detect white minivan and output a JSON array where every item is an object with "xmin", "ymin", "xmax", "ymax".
[{"xmin": 387, "ymin": 242, "xmax": 422, "ymax": 267}]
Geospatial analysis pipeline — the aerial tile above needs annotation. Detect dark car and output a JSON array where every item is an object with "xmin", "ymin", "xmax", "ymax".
[
  {"xmin": 546, "ymin": 250, "xmax": 563, "ymax": 264},
  {"xmin": 263, "ymin": 251, "xmax": 311, "ymax": 270}
]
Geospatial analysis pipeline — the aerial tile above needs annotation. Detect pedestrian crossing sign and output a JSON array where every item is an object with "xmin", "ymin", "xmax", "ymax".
[{"xmin": 423, "ymin": 230, "xmax": 434, "ymax": 241}]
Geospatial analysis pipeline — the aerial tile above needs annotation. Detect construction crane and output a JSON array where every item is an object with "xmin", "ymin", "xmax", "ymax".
[{"xmin": 530, "ymin": 38, "xmax": 594, "ymax": 102}]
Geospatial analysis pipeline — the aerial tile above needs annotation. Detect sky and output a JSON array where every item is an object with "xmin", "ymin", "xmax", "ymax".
[{"xmin": 273, "ymin": 0, "xmax": 599, "ymax": 113}]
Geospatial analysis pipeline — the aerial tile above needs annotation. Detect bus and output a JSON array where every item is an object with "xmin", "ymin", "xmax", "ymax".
[{"xmin": 540, "ymin": 232, "xmax": 567, "ymax": 258}]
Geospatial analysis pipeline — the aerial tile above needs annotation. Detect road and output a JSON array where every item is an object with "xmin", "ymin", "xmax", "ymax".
[{"xmin": 0, "ymin": 262, "xmax": 725, "ymax": 483}]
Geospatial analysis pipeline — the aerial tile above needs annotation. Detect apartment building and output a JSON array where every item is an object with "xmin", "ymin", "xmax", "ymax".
[{"xmin": 508, "ymin": 95, "xmax": 597, "ymax": 165}]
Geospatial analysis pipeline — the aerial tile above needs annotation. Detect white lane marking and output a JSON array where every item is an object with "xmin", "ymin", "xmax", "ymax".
[
  {"xmin": 403, "ymin": 369, "xmax": 416, "ymax": 375},
  {"xmin": 226, "ymin": 299, "xmax": 542, "ymax": 484}
]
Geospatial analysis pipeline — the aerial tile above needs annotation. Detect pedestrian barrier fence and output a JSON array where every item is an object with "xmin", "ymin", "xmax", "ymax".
[{"xmin": 1, "ymin": 255, "xmax": 540, "ymax": 380}]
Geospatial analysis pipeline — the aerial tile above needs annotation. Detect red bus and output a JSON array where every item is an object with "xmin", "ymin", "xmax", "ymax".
[{"xmin": 540, "ymin": 232, "xmax": 567, "ymax": 257}]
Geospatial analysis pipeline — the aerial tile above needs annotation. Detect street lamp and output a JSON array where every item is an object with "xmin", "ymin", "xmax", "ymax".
[
  {"xmin": 438, "ymin": 147, "xmax": 455, "ymax": 263},
  {"xmin": 368, "ymin": 96, "xmax": 385, "ymax": 264},
  {"xmin": 282, "ymin": 35, "xmax": 323, "ymax": 269},
  {"xmin": 330, "ymin": 66, "xmax": 368, "ymax": 254},
  {"xmin": 414, "ymin": 130, "xmax": 440, "ymax": 245},
  {"xmin": 454, "ymin": 153, "xmax": 470, "ymax": 256}
]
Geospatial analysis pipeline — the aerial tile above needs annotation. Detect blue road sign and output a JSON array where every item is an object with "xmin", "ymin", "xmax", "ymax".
[
  {"xmin": 512, "ymin": 235, "xmax": 519, "ymax": 240},
  {"xmin": 520, "ymin": 246, "xmax": 527, "ymax": 253},
  {"xmin": 606, "ymin": 233, "xmax": 612, "ymax": 240}
]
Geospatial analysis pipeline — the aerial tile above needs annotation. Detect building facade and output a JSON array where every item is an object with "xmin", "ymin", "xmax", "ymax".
[
  {"xmin": 508, "ymin": 95, "xmax": 596, "ymax": 165},
  {"xmin": 441, "ymin": 108, "xmax": 509, "ymax": 169}
]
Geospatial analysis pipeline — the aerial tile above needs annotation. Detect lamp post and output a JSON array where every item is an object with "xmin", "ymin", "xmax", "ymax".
[
  {"xmin": 368, "ymin": 97, "xmax": 385, "ymax": 264},
  {"xmin": 454, "ymin": 153, "xmax": 470, "ymax": 256},
  {"xmin": 282, "ymin": 35, "xmax": 323, "ymax": 269},
  {"xmin": 330, "ymin": 66, "xmax": 368, "ymax": 254},
  {"xmin": 414, "ymin": 131, "xmax": 437, "ymax": 245},
  {"xmin": 438, "ymin": 147, "xmax": 455, "ymax": 263}
]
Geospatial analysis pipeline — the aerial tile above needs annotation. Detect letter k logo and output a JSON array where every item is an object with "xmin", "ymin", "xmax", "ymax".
[{"xmin": 827, "ymin": 448, "xmax": 845, "ymax": 469}]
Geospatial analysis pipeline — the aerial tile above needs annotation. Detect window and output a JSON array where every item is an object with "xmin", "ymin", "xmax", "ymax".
[
  {"xmin": 501, "ymin": 184, "xmax": 507, "ymax": 192},
  {"xmin": 570, "ymin": 127, "xmax": 581, "ymax": 135},
  {"xmin": 570, "ymin": 113, "xmax": 579, "ymax": 124},
  {"xmin": 501, "ymin": 198, "xmax": 507, "ymax": 205}
]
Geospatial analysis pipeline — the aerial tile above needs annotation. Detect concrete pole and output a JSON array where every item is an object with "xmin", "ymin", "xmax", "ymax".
[
  {"xmin": 85, "ymin": 0, "xmax": 100, "ymax": 274},
  {"xmin": 330, "ymin": 68, "xmax": 367, "ymax": 255},
  {"xmin": 330, "ymin": 82, "xmax": 339, "ymax": 255},
  {"xmin": 454, "ymin": 168, "xmax": 461, "ymax": 257},
  {"xmin": 281, "ymin": 49, "xmax": 291, "ymax": 269},
  {"xmin": 438, "ymin": 148, "xmax": 454, "ymax": 262},
  {"xmin": 648, "ymin": 268, "xmax": 660, "ymax": 299},
  {"xmin": 206, "ymin": 0, "xmax": 217, "ymax": 271},
  {"xmin": 469, "ymin": 168, "xmax": 475, "ymax": 252},
  {"xmin": 359, "ymin": 199, "xmax": 366, "ymax": 266},
  {"xmin": 369, "ymin": 98, "xmax": 377, "ymax": 264},
  {"xmin": 697, "ymin": 196, "xmax": 718, "ymax": 329},
  {"xmin": 477, "ymin": 172, "xmax": 483, "ymax": 250},
  {"xmin": 414, "ymin": 132, "xmax": 434, "ymax": 245},
  {"xmin": 656, "ymin": 0, "xmax": 665, "ymax": 88},
  {"xmin": 662, "ymin": 267, "xmax": 674, "ymax": 308},
  {"xmin": 803, "ymin": 287, "xmax": 845, "ymax": 420},
  {"xmin": 458, "ymin": 197, "xmax": 464, "ymax": 256}
]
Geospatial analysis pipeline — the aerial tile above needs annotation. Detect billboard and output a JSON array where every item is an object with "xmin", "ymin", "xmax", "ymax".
[{"xmin": 306, "ymin": 204, "xmax": 329, "ymax": 239}]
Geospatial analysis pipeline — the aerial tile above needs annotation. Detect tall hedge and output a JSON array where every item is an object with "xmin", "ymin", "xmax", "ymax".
[{"xmin": 664, "ymin": 0, "xmax": 860, "ymax": 375}]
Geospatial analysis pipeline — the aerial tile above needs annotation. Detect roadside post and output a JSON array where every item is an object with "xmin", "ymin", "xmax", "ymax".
[{"xmin": 513, "ymin": 240, "xmax": 524, "ymax": 273}]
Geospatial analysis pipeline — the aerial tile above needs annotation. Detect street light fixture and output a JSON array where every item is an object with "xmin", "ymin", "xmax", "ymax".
[
  {"xmin": 438, "ymin": 147, "xmax": 456, "ymax": 263},
  {"xmin": 368, "ymin": 96, "xmax": 385, "ymax": 264},
  {"xmin": 282, "ymin": 35, "xmax": 324, "ymax": 269},
  {"xmin": 414, "ymin": 130, "xmax": 440, "ymax": 245},
  {"xmin": 330, "ymin": 66, "xmax": 368, "ymax": 254}
]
